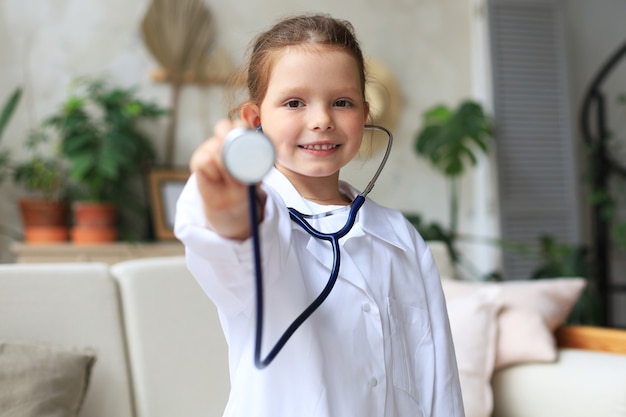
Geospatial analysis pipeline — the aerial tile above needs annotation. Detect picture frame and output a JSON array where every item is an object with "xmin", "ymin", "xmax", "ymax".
[{"xmin": 148, "ymin": 168, "xmax": 190, "ymax": 240}]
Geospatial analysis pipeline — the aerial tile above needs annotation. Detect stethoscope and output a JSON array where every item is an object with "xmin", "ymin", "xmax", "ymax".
[{"xmin": 222, "ymin": 125, "xmax": 393, "ymax": 369}]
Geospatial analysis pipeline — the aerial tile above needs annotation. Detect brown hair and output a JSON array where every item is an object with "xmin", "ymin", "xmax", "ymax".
[{"xmin": 229, "ymin": 14, "xmax": 366, "ymax": 116}]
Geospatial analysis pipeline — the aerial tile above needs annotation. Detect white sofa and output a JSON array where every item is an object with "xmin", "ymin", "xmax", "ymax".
[{"xmin": 1, "ymin": 243, "xmax": 625, "ymax": 417}]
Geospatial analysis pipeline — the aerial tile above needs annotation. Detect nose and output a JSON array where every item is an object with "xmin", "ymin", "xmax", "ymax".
[{"xmin": 310, "ymin": 105, "xmax": 334, "ymax": 131}]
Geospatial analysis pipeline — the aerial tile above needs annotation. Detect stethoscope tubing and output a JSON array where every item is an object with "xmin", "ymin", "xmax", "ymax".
[
  {"xmin": 251, "ymin": 185, "xmax": 365, "ymax": 369},
  {"xmin": 244, "ymin": 124, "xmax": 392, "ymax": 369}
]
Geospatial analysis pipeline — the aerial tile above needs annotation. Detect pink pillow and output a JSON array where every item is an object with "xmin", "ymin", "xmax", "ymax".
[
  {"xmin": 494, "ymin": 307, "xmax": 556, "ymax": 368},
  {"xmin": 442, "ymin": 278, "xmax": 586, "ymax": 370},
  {"xmin": 446, "ymin": 286, "xmax": 501, "ymax": 417}
]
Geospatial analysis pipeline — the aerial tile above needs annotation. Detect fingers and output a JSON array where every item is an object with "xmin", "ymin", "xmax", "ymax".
[
  {"xmin": 190, "ymin": 137, "xmax": 222, "ymax": 181},
  {"xmin": 189, "ymin": 118, "xmax": 261, "ymax": 234},
  {"xmin": 190, "ymin": 118, "xmax": 253, "ymax": 183},
  {"xmin": 214, "ymin": 118, "xmax": 243, "ymax": 140}
]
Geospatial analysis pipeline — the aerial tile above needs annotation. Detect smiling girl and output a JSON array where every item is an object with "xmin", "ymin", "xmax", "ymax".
[{"xmin": 175, "ymin": 13, "xmax": 464, "ymax": 417}]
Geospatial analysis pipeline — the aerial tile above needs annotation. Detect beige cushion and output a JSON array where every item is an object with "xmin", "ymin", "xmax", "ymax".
[
  {"xmin": 0, "ymin": 341, "xmax": 96, "ymax": 417},
  {"xmin": 111, "ymin": 256, "xmax": 230, "ymax": 417},
  {"xmin": 441, "ymin": 278, "xmax": 585, "ymax": 369},
  {"xmin": 446, "ymin": 286, "xmax": 501, "ymax": 417},
  {"xmin": 0, "ymin": 263, "xmax": 134, "ymax": 417}
]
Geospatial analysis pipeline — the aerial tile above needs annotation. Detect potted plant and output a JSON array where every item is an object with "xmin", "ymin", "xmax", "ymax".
[
  {"xmin": 13, "ymin": 127, "xmax": 70, "ymax": 243},
  {"xmin": 45, "ymin": 76, "xmax": 168, "ymax": 243},
  {"xmin": 408, "ymin": 99, "xmax": 494, "ymax": 278},
  {"xmin": 1, "ymin": 87, "xmax": 71, "ymax": 243}
]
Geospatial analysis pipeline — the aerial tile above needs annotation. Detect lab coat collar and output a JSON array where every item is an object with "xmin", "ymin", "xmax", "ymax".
[{"xmin": 264, "ymin": 168, "xmax": 409, "ymax": 252}]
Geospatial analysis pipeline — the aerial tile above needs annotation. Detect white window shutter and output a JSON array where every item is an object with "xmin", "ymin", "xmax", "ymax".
[{"xmin": 487, "ymin": 0, "xmax": 581, "ymax": 279}]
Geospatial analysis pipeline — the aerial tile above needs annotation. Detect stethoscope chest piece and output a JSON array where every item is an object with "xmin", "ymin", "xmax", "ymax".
[{"xmin": 223, "ymin": 127, "xmax": 275, "ymax": 184}]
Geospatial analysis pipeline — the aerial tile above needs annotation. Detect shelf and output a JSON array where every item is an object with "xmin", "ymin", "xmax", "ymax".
[{"xmin": 11, "ymin": 241, "xmax": 184, "ymax": 264}]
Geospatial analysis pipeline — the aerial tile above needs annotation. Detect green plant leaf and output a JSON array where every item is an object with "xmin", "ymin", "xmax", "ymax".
[
  {"xmin": 0, "ymin": 149, "xmax": 11, "ymax": 183},
  {"xmin": 414, "ymin": 99, "xmax": 493, "ymax": 178},
  {"xmin": 69, "ymin": 153, "xmax": 96, "ymax": 180},
  {"xmin": 53, "ymin": 76, "xmax": 166, "ymax": 204},
  {"xmin": 611, "ymin": 222, "xmax": 626, "ymax": 249},
  {"xmin": 0, "ymin": 87, "xmax": 22, "ymax": 142}
]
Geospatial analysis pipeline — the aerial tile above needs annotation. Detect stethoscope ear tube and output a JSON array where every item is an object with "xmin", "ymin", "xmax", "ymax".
[{"xmin": 361, "ymin": 125, "xmax": 393, "ymax": 197}]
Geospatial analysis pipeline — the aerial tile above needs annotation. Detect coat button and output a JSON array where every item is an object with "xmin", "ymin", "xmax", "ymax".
[
  {"xmin": 362, "ymin": 303, "xmax": 371, "ymax": 312},
  {"xmin": 369, "ymin": 377, "xmax": 378, "ymax": 387}
]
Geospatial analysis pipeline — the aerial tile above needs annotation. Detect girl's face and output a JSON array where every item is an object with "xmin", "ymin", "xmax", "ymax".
[{"xmin": 252, "ymin": 47, "xmax": 368, "ymax": 189}]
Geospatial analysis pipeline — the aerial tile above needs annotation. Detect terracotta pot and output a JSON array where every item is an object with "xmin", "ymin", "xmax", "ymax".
[
  {"xmin": 72, "ymin": 202, "xmax": 117, "ymax": 228},
  {"xmin": 71, "ymin": 202, "xmax": 118, "ymax": 244},
  {"xmin": 70, "ymin": 226, "xmax": 118, "ymax": 244},
  {"xmin": 23, "ymin": 227, "xmax": 69, "ymax": 243},
  {"xmin": 18, "ymin": 198, "xmax": 69, "ymax": 243}
]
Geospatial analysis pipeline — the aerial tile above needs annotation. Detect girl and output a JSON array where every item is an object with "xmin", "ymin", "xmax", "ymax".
[{"xmin": 175, "ymin": 13, "xmax": 464, "ymax": 417}]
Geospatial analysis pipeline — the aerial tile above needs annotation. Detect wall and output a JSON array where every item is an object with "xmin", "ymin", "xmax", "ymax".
[{"xmin": 0, "ymin": 0, "xmax": 477, "ymax": 262}]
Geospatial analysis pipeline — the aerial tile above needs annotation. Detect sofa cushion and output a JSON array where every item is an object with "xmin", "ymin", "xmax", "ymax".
[
  {"xmin": 441, "ymin": 278, "xmax": 586, "ymax": 369},
  {"xmin": 111, "ymin": 256, "xmax": 230, "ymax": 417},
  {"xmin": 0, "ymin": 263, "xmax": 135, "ymax": 417},
  {"xmin": 0, "ymin": 340, "xmax": 96, "ymax": 417}
]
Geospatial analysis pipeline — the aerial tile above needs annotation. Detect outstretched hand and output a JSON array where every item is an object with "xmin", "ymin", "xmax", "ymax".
[{"xmin": 190, "ymin": 119, "xmax": 264, "ymax": 240}]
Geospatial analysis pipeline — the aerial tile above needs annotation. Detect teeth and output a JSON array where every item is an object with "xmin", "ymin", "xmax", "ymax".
[{"xmin": 302, "ymin": 144, "xmax": 338, "ymax": 150}]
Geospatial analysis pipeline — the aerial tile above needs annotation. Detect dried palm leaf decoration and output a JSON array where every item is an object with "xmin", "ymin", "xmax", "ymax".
[{"xmin": 141, "ymin": 0, "xmax": 215, "ymax": 166}]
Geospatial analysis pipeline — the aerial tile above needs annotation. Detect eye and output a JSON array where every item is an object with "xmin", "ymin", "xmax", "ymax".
[
  {"xmin": 334, "ymin": 99, "xmax": 352, "ymax": 108},
  {"xmin": 285, "ymin": 100, "xmax": 303, "ymax": 108}
]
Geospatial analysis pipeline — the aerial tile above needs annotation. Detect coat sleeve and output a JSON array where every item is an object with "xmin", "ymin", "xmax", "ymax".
[
  {"xmin": 174, "ymin": 174, "xmax": 291, "ymax": 319},
  {"xmin": 417, "ymin": 233, "xmax": 466, "ymax": 417}
]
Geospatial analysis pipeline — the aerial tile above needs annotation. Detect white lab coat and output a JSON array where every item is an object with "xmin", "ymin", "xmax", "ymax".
[{"xmin": 174, "ymin": 168, "xmax": 465, "ymax": 417}]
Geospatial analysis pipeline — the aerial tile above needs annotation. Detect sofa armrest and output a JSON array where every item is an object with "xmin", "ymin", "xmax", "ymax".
[
  {"xmin": 493, "ymin": 325, "xmax": 626, "ymax": 417},
  {"xmin": 492, "ymin": 347, "xmax": 626, "ymax": 417}
]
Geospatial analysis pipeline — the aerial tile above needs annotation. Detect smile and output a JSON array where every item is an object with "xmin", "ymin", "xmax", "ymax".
[{"xmin": 299, "ymin": 144, "xmax": 340, "ymax": 151}]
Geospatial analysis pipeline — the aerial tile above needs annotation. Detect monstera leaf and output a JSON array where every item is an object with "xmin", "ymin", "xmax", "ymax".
[{"xmin": 414, "ymin": 100, "xmax": 493, "ymax": 177}]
